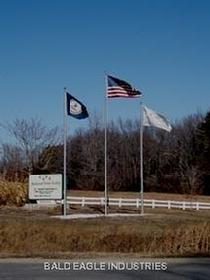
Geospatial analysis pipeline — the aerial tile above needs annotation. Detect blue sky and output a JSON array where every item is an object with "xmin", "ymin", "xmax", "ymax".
[{"xmin": 0, "ymin": 0, "xmax": 210, "ymax": 142}]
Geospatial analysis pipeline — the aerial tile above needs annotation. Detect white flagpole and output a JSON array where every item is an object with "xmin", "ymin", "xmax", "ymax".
[
  {"xmin": 63, "ymin": 87, "xmax": 67, "ymax": 216},
  {"xmin": 140, "ymin": 102, "xmax": 144, "ymax": 215},
  {"xmin": 104, "ymin": 74, "xmax": 108, "ymax": 216}
]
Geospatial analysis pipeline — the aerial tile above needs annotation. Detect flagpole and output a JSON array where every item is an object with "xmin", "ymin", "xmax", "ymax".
[
  {"xmin": 104, "ymin": 74, "xmax": 108, "ymax": 216},
  {"xmin": 140, "ymin": 102, "xmax": 144, "ymax": 215},
  {"xmin": 63, "ymin": 87, "xmax": 67, "ymax": 216}
]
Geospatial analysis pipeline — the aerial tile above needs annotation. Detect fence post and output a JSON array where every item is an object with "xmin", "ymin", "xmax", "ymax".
[
  {"xmin": 82, "ymin": 197, "xmax": 85, "ymax": 207},
  {"xmin": 168, "ymin": 201, "xmax": 171, "ymax": 209},
  {"xmin": 136, "ymin": 198, "xmax": 139, "ymax": 208},
  {"xmin": 119, "ymin": 198, "xmax": 122, "ymax": 208},
  {"xmin": 101, "ymin": 197, "xmax": 104, "ymax": 206},
  {"xmin": 152, "ymin": 200, "xmax": 155, "ymax": 209},
  {"xmin": 182, "ymin": 201, "xmax": 185, "ymax": 210},
  {"xmin": 196, "ymin": 202, "xmax": 199, "ymax": 211}
]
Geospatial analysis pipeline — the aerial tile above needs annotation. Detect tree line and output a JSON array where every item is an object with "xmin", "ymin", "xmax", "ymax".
[{"xmin": 1, "ymin": 110, "xmax": 210, "ymax": 195}]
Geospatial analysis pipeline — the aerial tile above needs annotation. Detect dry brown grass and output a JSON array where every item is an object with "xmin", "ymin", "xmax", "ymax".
[
  {"xmin": 0, "ymin": 178, "xmax": 27, "ymax": 206},
  {"xmin": 1, "ymin": 180, "xmax": 210, "ymax": 257},
  {"xmin": 1, "ymin": 207, "xmax": 210, "ymax": 257}
]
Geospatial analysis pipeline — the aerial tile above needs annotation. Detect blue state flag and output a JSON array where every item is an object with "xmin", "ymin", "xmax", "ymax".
[{"xmin": 66, "ymin": 92, "xmax": 89, "ymax": 119}]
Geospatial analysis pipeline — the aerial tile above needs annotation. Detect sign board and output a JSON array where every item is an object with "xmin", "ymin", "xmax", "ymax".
[{"xmin": 29, "ymin": 174, "xmax": 62, "ymax": 200}]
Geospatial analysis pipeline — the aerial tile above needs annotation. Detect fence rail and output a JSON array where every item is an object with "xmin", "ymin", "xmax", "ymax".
[{"xmin": 65, "ymin": 196, "xmax": 210, "ymax": 210}]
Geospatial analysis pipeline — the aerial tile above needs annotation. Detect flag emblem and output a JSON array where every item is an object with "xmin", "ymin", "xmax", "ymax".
[
  {"xmin": 70, "ymin": 99, "xmax": 82, "ymax": 115},
  {"xmin": 107, "ymin": 75, "xmax": 142, "ymax": 98},
  {"xmin": 66, "ymin": 92, "xmax": 89, "ymax": 119}
]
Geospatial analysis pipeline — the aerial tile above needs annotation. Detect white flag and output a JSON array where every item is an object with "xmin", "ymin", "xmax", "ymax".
[{"xmin": 143, "ymin": 105, "xmax": 172, "ymax": 132}]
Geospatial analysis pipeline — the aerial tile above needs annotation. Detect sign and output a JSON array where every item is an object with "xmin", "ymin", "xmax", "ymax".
[{"xmin": 29, "ymin": 174, "xmax": 62, "ymax": 200}]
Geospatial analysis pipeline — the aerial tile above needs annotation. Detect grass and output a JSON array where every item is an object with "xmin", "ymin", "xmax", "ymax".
[
  {"xmin": 0, "ymin": 178, "xmax": 27, "ymax": 206},
  {"xmin": 1, "ymin": 178, "xmax": 210, "ymax": 258},
  {"xmin": 1, "ymin": 206, "xmax": 210, "ymax": 258}
]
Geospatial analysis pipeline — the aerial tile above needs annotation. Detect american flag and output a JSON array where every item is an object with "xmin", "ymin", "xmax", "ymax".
[{"xmin": 107, "ymin": 75, "xmax": 142, "ymax": 98}]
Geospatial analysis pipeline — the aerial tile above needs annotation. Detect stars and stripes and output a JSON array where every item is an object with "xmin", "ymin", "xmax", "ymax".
[{"xmin": 107, "ymin": 75, "xmax": 142, "ymax": 98}]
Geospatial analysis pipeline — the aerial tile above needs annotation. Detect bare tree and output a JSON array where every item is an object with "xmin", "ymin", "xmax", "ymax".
[
  {"xmin": 1, "ymin": 118, "xmax": 59, "ymax": 175},
  {"xmin": 174, "ymin": 113, "xmax": 204, "ymax": 194},
  {"xmin": 0, "ymin": 143, "xmax": 25, "ymax": 180}
]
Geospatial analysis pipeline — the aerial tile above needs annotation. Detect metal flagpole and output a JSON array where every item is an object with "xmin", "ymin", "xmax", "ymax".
[
  {"xmin": 104, "ymin": 74, "xmax": 108, "ymax": 216},
  {"xmin": 140, "ymin": 102, "xmax": 144, "ymax": 215},
  {"xmin": 63, "ymin": 87, "xmax": 67, "ymax": 216}
]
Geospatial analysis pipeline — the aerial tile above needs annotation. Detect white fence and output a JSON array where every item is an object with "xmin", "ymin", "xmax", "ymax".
[{"xmin": 66, "ymin": 196, "xmax": 210, "ymax": 211}]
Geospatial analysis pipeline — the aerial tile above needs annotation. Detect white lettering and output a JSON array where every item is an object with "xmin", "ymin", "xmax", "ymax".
[
  {"xmin": 161, "ymin": 262, "xmax": 168, "ymax": 270},
  {"xmin": 73, "ymin": 262, "xmax": 80, "ymax": 270},
  {"xmin": 44, "ymin": 262, "xmax": 50, "ymax": 270},
  {"xmin": 43, "ymin": 261, "xmax": 168, "ymax": 272},
  {"xmin": 51, "ymin": 262, "xmax": 58, "ymax": 270}
]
